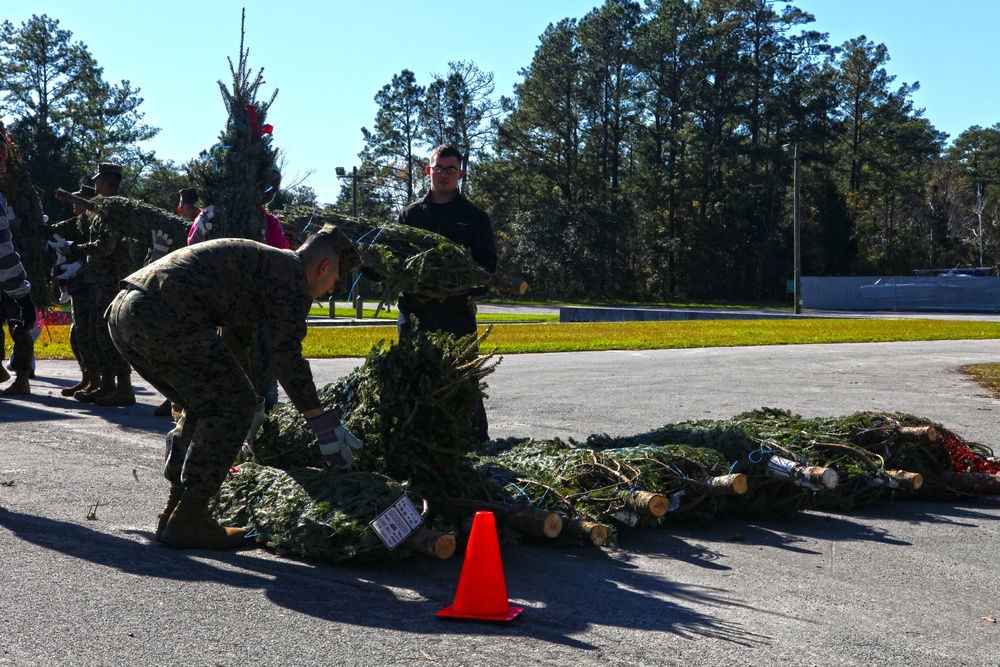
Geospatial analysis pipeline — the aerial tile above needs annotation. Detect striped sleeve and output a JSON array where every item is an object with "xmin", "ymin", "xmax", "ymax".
[{"xmin": 0, "ymin": 193, "xmax": 31, "ymax": 299}]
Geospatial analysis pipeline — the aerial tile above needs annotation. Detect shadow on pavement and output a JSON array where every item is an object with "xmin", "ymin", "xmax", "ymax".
[{"xmin": 0, "ymin": 506, "xmax": 772, "ymax": 651}]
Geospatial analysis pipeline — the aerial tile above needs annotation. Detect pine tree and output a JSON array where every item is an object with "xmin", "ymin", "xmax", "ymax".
[{"xmin": 192, "ymin": 9, "xmax": 279, "ymax": 241}]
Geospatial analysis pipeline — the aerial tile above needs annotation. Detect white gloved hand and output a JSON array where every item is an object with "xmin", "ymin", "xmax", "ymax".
[
  {"xmin": 47, "ymin": 233, "xmax": 73, "ymax": 254},
  {"xmin": 57, "ymin": 260, "xmax": 84, "ymax": 280},
  {"xmin": 307, "ymin": 411, "xmax": 364, "ymax": 469},
  {"xmin": 188, "ymin": 205, "xmax": 214, "ymax": 245},
  {"xmin": 151, "ymin": 229, "xmax": 173, "ymax": 261},
  {"xmin": 195, "ymin": 205, "xmax": 214, "ymax": 233},
  {"xmin": 59, "ymin": 286, "xmax": 71, "ymax": 304}
]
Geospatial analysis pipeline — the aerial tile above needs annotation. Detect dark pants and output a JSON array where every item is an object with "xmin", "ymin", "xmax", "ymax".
[
  {"xmin": 69, "ymin": 286, "xmax": 97, "ymax": 372},
  {"xmin": 397, "ymin": 308, "xmax": 489, "ymax": 442},
  {"xmin": 108, "ymin": 288, "xmax": 256, "ymax": 494},
  {"xmin": 91, "ymin": 281, "xmax": 131, "ymax": 375},
  {"xmin": 0, "ymin": 293, "xmax": 34, "ymax": 374}
]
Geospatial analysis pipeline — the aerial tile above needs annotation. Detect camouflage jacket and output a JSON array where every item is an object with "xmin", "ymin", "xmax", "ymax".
[
  {"xmin": 50, "ymin": 213, "xmax": 92, "ymax": 243},
  {"xmin": 74, "ymin": 212, "xmax": 132, "ymax": 284},
  {"xmin": 122, "ymin": 238, "xmax": 321, "ymax": 413}
]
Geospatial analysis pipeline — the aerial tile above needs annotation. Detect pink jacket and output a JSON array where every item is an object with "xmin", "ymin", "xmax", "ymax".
[{"xmin": 264, "ymin": 211, "xmax": 289, "ymax": 249}]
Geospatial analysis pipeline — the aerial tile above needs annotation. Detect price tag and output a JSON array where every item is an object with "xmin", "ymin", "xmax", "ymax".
[
  {"xmin": 610, "ymin": 510, "xmax": 640, "ymax": 527},
  {"xmin": 370, "ymin": 495, "xmax": 424, "ymax": 550}
]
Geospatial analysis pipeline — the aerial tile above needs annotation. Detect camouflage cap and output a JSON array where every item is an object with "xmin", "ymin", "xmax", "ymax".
[
  {"xmin": 179, "ymin": 187, "xmax": 199, "ymax": 205},
  {"xmin": 315, "ymin": 224, "xmax": 361, "ymax": 285},
  {"xmin": 92, "ymin": 162, "xmax": 123, "ymax": 179},
  {"xmin": 72, "ymin": 185, "xmax": 96, "ymax": 199}
]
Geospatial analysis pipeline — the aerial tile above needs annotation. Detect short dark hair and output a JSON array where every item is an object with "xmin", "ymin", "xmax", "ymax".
[{"xmin": 429, "ymin": 145, "xmax": 464, "ymax": 165}]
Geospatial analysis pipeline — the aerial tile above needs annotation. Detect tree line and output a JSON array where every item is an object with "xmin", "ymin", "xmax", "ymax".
[
  {"xmin": 353, "ymin": 0, "xmax": 1000, "ymax": 302},
  {"xmin": 4, "ymin": 4, "xmax": 1000, "ymax": 303}
]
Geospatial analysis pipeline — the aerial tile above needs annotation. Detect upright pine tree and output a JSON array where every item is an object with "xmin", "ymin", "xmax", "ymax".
[{"xmin": 194, "ymin": 9, "xmax": 279, "ymax": 241}]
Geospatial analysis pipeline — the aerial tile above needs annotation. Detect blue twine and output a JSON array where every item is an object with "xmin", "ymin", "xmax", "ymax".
[
  {"xmin": 211, "ymin": 144, "xmax": 232, "ymax": 170},
  {"xmin": 348, "ymin": 272, "xmax": 363, "ymax": 302}
]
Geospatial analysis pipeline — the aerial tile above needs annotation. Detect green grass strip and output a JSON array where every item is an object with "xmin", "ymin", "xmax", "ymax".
[{"xmin": 20, "ymin": 318, "xmax": 1000, "ymax": 360}]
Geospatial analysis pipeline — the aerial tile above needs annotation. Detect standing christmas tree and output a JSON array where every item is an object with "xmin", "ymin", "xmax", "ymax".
[{"xmin": 192, "ymin": 9, "xmax": 279, "ymax": 242}]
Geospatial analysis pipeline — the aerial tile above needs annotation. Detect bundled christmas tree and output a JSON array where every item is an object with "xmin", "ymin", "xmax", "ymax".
[
  {"xmin": 250, "ymin": 327, "xmax": 498, "ymax": 489},
  {"xmin": 0, "ymin": 123, "xmax": 53, "ymax": 309},
  {"xmin": 54, "ymin": 189, "xmax": 187, "ymax": 251},
  {"xmin": 276, "ymin": 207, "xmax": 527, "ymax": 312}
]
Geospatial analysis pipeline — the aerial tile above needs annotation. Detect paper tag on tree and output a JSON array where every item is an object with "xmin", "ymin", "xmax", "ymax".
[
  {"xmin": 610, "ymin": 510, "xmax": 640, "ymax": 527},
  {"xmin": 370, "ymin": 495, "xmax": 424, "ymax": 550}
]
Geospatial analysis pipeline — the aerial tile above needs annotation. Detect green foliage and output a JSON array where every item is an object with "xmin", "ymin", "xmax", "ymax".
[
  {"xmin": 360, "ymin": 69, "xmax": 426, "ymax": 210},
  {"xmin": 192, "ymin": 10, "xmax": 278, "ymax": 242},
  {"xmin": 0, "ymin": 14, "xmax": 159, "ymax": 216},
  {"xmin": 212, "ymin": 463, "xmax": 417, "ymax": 563},
  {"xmin": 0, "ymin": 125, "xmax": 53, "ymax": 308}
]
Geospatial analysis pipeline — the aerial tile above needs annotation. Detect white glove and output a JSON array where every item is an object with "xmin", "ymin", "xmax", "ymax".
[
  {"xmin": 307, "ymin": 411, "xmax": 364, "ymax": 468},
  {"xmin": 195, "ymin": 205, "xmax": 214, "ymax": 233},
  {"xmin": 59, "ymin": 286, "xmax": 71, "ymax": 304},
  {"xmin": 151, "ymin": 229, "xmax": 173, "ymax": 261},
  {"xmin": 47, "ymin": 234, "xmax": 73, "ymax": 253},
  {"xmin": 188, "ymin": 205, "xmax": 214, "ymax": 245},
  {"xmin": 57, "ymin": 260, "xmax": 84, "ymax": 280}
]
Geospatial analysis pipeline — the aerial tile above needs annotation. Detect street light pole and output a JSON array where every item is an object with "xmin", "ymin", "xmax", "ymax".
[
  {"xmin": 784, "ymin": 142, "xmax": 802, "ymax": 315},
  {"xmin": 336, "ymin": 165, "xmax": 374, "ymax": 319}
]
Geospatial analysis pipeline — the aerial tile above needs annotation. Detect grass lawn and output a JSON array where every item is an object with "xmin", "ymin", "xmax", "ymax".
[{"xmin": 26, "ymin": 317, "xmax": 1000, "ymax": 361}]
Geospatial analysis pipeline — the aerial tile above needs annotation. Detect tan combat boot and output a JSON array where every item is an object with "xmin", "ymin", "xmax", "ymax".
[
  {"xmin": 153, "ymin": 483, "xmax": 185, "ymax": 543},
  {"xmin": 75, "ymin": 372, "xmax": 115, "ymax": 402},
  {"xmin": 3, "ymin": 372, "xmax": 30, "ymax": 395},
  {"xmin": 153, "ymin": 398, "xmax": 173, "ymax": 417},
  {"xmin": 62, "ymin": 370, "xmax": 98, "ymax": 397},
  {"xmin": 160, "ymin": 490, "xmax": 249, "ymax": 550},
  {"xmin": 96, "ymin": 372, "xmax": 136, "ymax": 407}
]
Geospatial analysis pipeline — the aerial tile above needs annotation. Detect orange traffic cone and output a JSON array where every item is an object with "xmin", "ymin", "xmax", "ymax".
[{"xmin": 438, "ymin": 511, "xmax": 524, "ymax": 621}]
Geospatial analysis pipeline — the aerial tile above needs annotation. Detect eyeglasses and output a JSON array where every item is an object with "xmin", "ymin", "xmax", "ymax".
[{"xmin": 429, "ymin": 165, "xmax": 460, "ymax": 175}]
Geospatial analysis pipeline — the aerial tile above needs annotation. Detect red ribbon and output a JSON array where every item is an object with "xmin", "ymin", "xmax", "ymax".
[{"xmin": 244, "ymin": 104, "xmax": 273, "ymax": 137}]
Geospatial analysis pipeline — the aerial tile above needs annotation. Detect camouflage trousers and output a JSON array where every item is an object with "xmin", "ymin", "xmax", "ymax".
[
  {"xmin": 107, "ymin": 287, "xmax": 257, "ymax": 495},
  {"xmin": 83, "ymin": 281, "xmax": 131, "ymax": 376},
  {"xmin": 69, "ymin": 285, "xmax": 99, "ymax": 373},
  {"xmin": 0, "ymin": 292, "xmax": 34, "ymax": 374}
]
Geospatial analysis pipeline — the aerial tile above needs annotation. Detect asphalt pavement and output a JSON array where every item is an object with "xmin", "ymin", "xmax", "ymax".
[{"xmin": 2, "ymin": 339, "xmax": 1000, "ymax": 666}]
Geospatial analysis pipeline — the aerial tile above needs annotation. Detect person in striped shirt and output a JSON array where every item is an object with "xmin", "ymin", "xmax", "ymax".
[{"xmin": 0, "ymin": 130, "xmax": 37, "ymax": 395}]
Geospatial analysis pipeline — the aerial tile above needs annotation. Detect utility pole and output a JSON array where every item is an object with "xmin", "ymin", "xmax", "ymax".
[
  {"xmin": 335, "ymin": 165, "xmax": 374, "ymax": 318},
  {"xmin": 784, "ymin": 143, "xmax": 802, "ymax": 314}
]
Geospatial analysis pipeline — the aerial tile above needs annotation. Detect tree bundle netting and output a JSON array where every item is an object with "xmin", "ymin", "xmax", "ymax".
[
  {"xmin": 277, "ymin": 208, "xmax": 524, "ymax": 311},
  {"xmin": 54, "ymin": 190, "xmax": 188, "ymax": 252},
  {"xmin": 212, "ymin": 463, "xmax": 419, "ymax": 563},
  {"xmin": 0, "ymin": 125, "xmax": 54, "ymax": 308}
]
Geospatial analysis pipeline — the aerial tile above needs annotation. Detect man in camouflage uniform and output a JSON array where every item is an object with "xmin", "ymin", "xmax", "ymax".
[
  {"xmin": 107, "ymin": 225, "xmax": 363, "ymax": 550},
  {"xmin": 55, "ymin": 163, "xmax": 137, "ymax": 406},
  {"xmin": 49, "ymin": 185, "xmax": 98, "ymax": 396}
]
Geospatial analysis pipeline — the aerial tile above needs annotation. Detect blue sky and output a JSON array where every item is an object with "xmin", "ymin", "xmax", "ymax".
[{"xmin": 4, "ymin": 1, "xmax": 999, "ymax": 205}]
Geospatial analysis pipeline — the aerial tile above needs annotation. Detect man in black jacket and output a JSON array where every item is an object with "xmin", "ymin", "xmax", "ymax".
[{"xmin": 397, "ymin": 144, "xmax": 497, "ymax": 441}]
